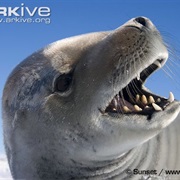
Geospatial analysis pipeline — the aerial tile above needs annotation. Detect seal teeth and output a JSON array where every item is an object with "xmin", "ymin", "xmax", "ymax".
[
  {"xmin": 123, "ymin": 106, "xmax": 131, "ymax": 112},
  {"xmin": 154, "ymin": 61, "xmax": 162, "ymax": 68},
  {"xmin": 137, "ymin": 73, "xmax": 140, "ymax": 80},
  {"xmin": 134, "ymin": 105, "xmax": 142, "ymax": 111},
  {"xmin": 152, "ymin": 103, "xmax": 162, "ymax": 111},
  {"xmin": 168, "ymin": 92, "xmax": 174, "ymax": 102},
  {"xmin": 157, "ymin": 98, "xmax": 161, "ymax": 103},
  {"xmin": 145, "ymin": 105, "xmax": 150, "ymax": 109},
  {"xmin": 141, "ymin": 95, "xmax": 148, "ymax": 105},
  {"xmin": 105, "ymin": 87, "xmax": 171, "ymax": 115},
  {"xmin": 136, "ymin": 94, "xmax": 140, "ymax": 102},
  {"xmin": 148, "ymin": 96, "xmax": 155, "ymax": 104}
]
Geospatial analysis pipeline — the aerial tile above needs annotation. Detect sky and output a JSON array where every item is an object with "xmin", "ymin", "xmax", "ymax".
[{"xmin": 0, "ymin": 0, "xmax": 180, "ymax": 178}]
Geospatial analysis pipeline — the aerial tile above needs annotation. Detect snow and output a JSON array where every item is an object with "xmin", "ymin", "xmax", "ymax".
[{"xmin": 0, "ymin": 154, "xmax": 12, "ymax": 180}]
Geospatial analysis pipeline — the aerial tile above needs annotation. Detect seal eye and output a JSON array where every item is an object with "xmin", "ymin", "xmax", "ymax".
[{"xmin": 54, "ymin": 72, "xmax": 73, "ymax": 93}]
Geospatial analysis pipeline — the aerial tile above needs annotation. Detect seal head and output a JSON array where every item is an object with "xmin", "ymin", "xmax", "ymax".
[{"xmin": 2, "ymin": 17, "xmax": 180, "ymax": 179}]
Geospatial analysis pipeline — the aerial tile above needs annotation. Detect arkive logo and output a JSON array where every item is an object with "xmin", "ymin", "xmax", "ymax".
[{"xmin": 0, "ymin": 3, "xmax": 51, "ymax": 17}]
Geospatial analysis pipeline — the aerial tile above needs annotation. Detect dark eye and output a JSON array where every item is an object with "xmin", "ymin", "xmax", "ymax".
[{"xmin": 54, "ymin": 72, "xmax": 73, "ymax": 93}]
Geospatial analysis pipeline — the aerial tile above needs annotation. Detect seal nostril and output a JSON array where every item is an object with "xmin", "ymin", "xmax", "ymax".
[{"xmin": 135, "ymin": 17, "xmax": 147, "ymax": 27}]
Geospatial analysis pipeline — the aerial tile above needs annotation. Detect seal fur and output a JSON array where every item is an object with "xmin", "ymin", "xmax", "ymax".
[{"xmin": 2, "ymin": 17, "xmax": 180, "ymax": 179}]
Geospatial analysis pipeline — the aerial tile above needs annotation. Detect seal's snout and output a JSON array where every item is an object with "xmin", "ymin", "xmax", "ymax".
[
  {"xmin": 124, "ymin": 16, "xmax": 156, "ymax": 31},
  {"xmin": 134, "ymin": 17, "xmax": 147, "ymax": 27},
  {"xmin": 134, "ymin": 16, "xmax": 155, "ymax": 30}
]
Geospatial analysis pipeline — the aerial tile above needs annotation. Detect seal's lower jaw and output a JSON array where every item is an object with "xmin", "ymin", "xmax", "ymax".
[
  {"xmin": 105, "ymin": 101, "xmax": 180, "ymax": 127},
  {"xmin": 103, "ymin": 58, "xmax": 180, "ymax": 122}
]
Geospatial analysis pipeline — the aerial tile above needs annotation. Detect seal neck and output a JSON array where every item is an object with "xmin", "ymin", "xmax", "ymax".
[{"xmin": 73, "ymin": 146, "xmax": 142, "ymax": 179}]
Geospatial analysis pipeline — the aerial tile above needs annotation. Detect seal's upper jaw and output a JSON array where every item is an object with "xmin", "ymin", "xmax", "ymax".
[
  {"xmin": 103, "ymin": 54, "xmax": 180, "ymax": 124},
  {"xmin": 98, "ymin": 17, "xmax": 180, "ymax": 123}
]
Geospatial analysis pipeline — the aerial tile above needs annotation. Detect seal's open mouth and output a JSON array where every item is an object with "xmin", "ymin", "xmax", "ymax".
[{"xmin": 105, "ymin": 58, "xmax": 175, "ymax": 120}]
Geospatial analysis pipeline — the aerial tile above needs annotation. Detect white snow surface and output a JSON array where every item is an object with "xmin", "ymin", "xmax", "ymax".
[{"xmin": 0, "ymin": 154, "xmax": 12, "ymax": 180}]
